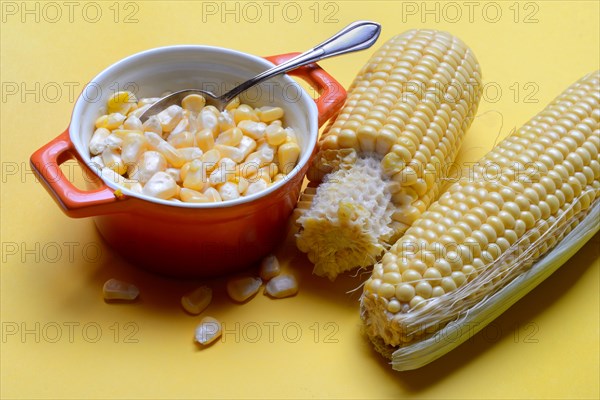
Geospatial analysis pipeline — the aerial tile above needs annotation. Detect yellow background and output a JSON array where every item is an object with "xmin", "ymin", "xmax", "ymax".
[{"xmin": 1, "ymin": 1, "xmax": 599, "ymax": 398}]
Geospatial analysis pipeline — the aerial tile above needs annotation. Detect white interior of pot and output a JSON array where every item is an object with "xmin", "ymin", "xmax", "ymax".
[{"xmin": 70, "ymin": 45, "xmax": 318, "ymax": 208}]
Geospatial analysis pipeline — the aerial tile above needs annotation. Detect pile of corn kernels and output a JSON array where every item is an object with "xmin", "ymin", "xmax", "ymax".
[{"xmin": 88, "ymin": 91, "xmax": 302, "ymax": 202}]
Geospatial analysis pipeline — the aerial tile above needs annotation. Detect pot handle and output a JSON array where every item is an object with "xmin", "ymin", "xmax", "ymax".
[
  {"xmin": 264, "ymin": 53, "xmax": 346, "ymax": 127},
  {"xmin": 30, "ymin": 129, "xmax": 126, "ymax": 218}
]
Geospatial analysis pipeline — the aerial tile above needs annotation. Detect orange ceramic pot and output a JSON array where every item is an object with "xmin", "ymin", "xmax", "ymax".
[{"xmin": 30, "ymin": 46, "xmax": 346, "ymax": 278}]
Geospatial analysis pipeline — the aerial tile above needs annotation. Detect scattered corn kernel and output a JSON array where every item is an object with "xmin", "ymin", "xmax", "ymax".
[
  {"xmin": 103, "ymin": 278, "xmax": 139, "ymax": 301},
  {"xmin": 181, "ymin": 286, "xmax": 212, "ymax": 314},
  {"xmin": 259, "ymin": 254, "xmax": 281, "ymax": 281},
  {"xmin": 226, "ymin": 276, "xmax": 262, "ymax": 302},
  {"xmin": 195, "ymin": 316, "xmax": 222, "ymax": 345},
  {"xmin": 264, "ymin": 274, "xmax": 298, "ymax": 298}
]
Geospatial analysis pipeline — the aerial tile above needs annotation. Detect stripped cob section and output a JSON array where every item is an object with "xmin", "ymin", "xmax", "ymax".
[
  {"xmin": 295, "ymin": 30, "xmax": 483, "ymax": 280},
  {"xmin": 361, "ymin": 71, "xmax": 600, "ymax": 356}
]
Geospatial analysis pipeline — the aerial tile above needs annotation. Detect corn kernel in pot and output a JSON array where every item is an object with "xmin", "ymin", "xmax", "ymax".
[
  {"xmin": 88, "ymin": 91, "xmax": 301, "ymax": 202},
  {"xmin": 142, "ymin": 171, "xmax": 179, "ymax": 199}
]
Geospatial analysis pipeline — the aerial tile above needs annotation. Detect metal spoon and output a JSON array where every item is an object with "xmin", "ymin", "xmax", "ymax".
[{"xmin": 139, "ymin": 20, "xmax": 381, "ymax": 121}]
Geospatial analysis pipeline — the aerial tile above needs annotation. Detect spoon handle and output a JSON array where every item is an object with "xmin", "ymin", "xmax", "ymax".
[{"xmin": 220, "ymin": 20, "xmax": 381, "ymax": 105}]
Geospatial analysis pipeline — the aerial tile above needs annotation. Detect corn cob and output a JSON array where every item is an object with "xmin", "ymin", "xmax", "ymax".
[
  {"xmin": 295, "ymin": 30, "xmax": 483, "ymax": 280},
  {"xmin": 361, "ymin": 71, "xmax": 600, "ymax": 356}
]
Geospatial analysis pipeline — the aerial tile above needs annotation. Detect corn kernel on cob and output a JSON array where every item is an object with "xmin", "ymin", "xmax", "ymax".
[
  {"xmin": 295, "ymin": 30, "xmax": 483, "ymax": 279},
  {"xmin": 361, "ymin": 71, "xmax": 600, "ymax": 357}
]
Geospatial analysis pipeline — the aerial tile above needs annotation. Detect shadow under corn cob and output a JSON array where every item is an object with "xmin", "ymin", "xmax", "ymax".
[{"xmin": 295, "ymin": 30, "xmax": 483, "ymax": 280}]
